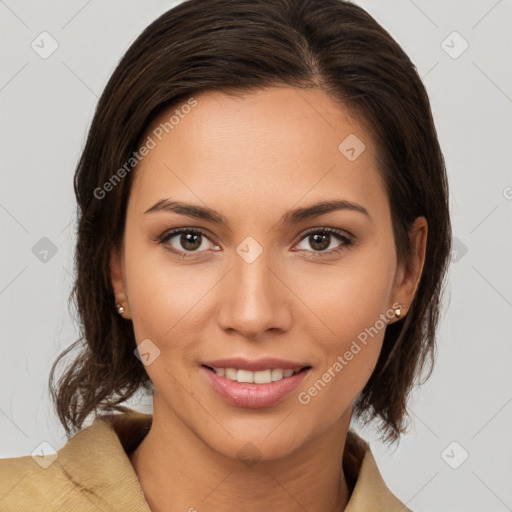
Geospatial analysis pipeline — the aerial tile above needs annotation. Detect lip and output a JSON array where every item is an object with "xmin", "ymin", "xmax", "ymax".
[
  {"xmin": 201, "ymin": 357, "xmax": 311, "ymax": 372},
  {"xmin": 202, "ymin": 365, "xmax": 310, "ymax": 408}
]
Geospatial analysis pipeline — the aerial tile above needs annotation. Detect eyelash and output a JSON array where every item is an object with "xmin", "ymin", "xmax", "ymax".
[{"xmin": 157, "ymin": 227, "xmax": 355, "ymax": 260}]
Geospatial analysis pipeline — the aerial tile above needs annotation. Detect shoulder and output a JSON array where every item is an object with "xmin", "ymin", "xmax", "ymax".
[
  {"xmin": 0, "ymin": 409, "xmax": 152, "ymax": 511},
  {"xmin": 0, "ymin": 451, "xmax": 73, "ymax": 510}
]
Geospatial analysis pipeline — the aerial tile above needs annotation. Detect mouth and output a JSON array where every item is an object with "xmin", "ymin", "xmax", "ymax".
[
  {"xmin": 200, "ymin": 356, "xmax": 313, "ymax": 408},
  {"xmin": 201, "ymin": 364, "xmax": 312, "ymax": 384},
  {"xmin": 201, "ymin": 363, "xmax": 312, "ymax": 408}
]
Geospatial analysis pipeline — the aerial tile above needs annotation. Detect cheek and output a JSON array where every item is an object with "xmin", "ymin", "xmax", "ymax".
[
  {"xmin": 299, "ymin": 239, "xmax": 396, "ymax": 343},
  {"xmin": 294, "ymin": 241, "xmax": 396, "ymax": 410},
  {"xmin": 122, "ymin": 229, "xmax": 217, "ymax": 346},
  {"xmin": 296, "ymin": 291, "xmax": 389, "ymax": 427}
]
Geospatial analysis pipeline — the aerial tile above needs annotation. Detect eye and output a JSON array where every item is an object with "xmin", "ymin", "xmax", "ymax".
[
  {"xmin": 294, "ymin": 227, "xmax": 354, "ymax": 256},
  {"xmin": 158, "ymin": 228, "xmax": 218, "ymax": 257},
  {"xmin": 157, "ymin": 226, "xmax": 354, "ymax": 259}
]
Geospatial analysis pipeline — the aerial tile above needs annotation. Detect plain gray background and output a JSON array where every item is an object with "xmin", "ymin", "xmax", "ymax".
[{"xmin": 1, "ymin": 1, "xmax": 511, "ymax": 511}]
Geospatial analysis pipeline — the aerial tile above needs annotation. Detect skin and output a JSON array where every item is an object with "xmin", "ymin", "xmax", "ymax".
[{"xmin": 110, "ymin": 86, "xmax": 427, "ymax": 512}]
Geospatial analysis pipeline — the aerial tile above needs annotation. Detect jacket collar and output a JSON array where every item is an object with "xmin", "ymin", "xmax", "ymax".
[
  {"xmin": 57, "ymin": 408, "xmax": 408, "ymax": 511},
  {"xmin": 57, "ymin": 409, "xmax": 153, "ymax": 511}
]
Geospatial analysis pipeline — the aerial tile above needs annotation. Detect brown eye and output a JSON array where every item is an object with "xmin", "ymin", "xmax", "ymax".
[
  {"xmin": 179, "ymin": 232, "xmax": 202, "ymax": 251},
  {"xmin": 308, "ymin": 233, "xmax": 331, "ymax": 251},
  {"xmin": 159, "ymin": 228, "xmax": 216, "ymax": 255},
  {"xmin": 296, "ymin": 228, "xmax": 353, "ymax": 254}
]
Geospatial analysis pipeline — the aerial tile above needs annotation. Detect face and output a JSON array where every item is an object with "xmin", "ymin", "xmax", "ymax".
[{"xmin": 110, "ymin": 86, "xmax": 426, "ymax": 461}]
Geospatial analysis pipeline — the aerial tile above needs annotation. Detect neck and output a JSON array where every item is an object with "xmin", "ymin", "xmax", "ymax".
[{"xmin": 130, "ymin": 397, "xmax": 353, "ymax": 512}]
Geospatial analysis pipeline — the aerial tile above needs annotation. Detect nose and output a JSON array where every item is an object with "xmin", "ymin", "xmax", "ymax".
[{"xmin": 216, "ymin": 247, "xmax": 292, "ymax": 339}]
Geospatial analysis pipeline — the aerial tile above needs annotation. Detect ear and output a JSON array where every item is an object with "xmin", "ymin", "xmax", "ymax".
[
  {"xmin": 391, "ymin": 216, "xmax": 428, "ymax": 320},
  {"xmin": 110, "ymin": 246, "xmax": 131, "ymax": 319}
]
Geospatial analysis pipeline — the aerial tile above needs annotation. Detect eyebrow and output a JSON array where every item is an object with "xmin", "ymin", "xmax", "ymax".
[{"xmin": 144, "ymin": 198, "xmax": 371, "ymax": 226}]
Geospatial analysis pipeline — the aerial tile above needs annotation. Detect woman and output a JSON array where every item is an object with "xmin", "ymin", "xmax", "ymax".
[{"xmin": 0, "ymin": 0, "xmax": 451, "ymax": 510}]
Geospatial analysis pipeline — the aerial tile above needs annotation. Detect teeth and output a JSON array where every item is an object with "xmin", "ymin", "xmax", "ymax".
[
  {"xmin": 225, "ymin": 368, "xmax": 237, "ymax": 380},
  {"xmin": 237, "ymin": 369, "xmax": 254, "ymax": 383},
  {"xmin": 212, "ymin": 367, "xmax": 301, "ymax": 383},
  {"xmin": 254, "ymin": 369, "xmax": 272, "ymax": 383},
  {"xmin": 271, "ymin": 369, "xmax": 284, "ymax": 381}
]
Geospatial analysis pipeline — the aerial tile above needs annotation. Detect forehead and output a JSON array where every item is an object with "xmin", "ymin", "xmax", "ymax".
[{"xmin": 130, "ymin": 86, "xmax": 388, "ymax": 223}]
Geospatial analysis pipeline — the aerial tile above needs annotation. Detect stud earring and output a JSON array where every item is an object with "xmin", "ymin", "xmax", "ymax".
[
  {"xmin": 115, "ymin": 304, "xmax": 125, "ymax": 315},
  {"xmin": 394, "ymin": 306, "xmax": 402, "ymax": 318}
]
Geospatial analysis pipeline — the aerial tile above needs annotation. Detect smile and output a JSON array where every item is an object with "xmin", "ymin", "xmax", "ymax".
[
  {"xmin": 206, "ymin": 367, "xmax": 304, "ymax": 384},
  {"xmin": 202, "ymin": 365, "xmax": 311, "ymax": 408}
]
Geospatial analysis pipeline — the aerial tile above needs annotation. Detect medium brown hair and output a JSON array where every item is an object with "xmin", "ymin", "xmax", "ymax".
[{"xmin": 49, "ymin": 0, "xmax": 451, "ymax": 444}]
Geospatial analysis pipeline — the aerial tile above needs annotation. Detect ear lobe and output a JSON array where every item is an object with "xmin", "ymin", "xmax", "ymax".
[{"xmin": 393, "ymin": 216, "xmax": 428, "ymax": 314}]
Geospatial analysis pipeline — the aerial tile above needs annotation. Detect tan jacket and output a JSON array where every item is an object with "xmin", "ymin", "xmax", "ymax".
[{"xmin": 0, "ymin": 409, "xmax": 411, "ymax": 511}]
